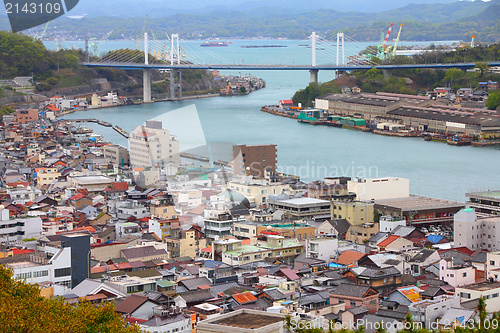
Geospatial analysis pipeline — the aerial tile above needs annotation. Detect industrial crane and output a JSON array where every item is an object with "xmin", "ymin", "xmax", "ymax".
[
  {"xmin": 89, "ymin": 30, "xmax": 114, "ymax": 56},
  {"xmin": 381, "ymin": 23, "xmax": 394, "ymax": 59},
  {"xmin": 34, "ymin": 22, "xmax": 49, "ymax": 40},
  {"xmin": 392, "ymin": 23, "xmax": 404, "ymax": 58}
]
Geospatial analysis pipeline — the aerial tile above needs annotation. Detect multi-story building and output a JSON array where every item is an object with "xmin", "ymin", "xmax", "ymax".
[
  {"xmin": 149, "ymin": 194, "xmax": 177, "ymax": 219},
  {"xmin": 226, "ymin": 177, "xmax": 291, "ymax": 207},
  {"xmin": 129, "ymin": 120, "xmax": 180, "ymax": 167},
  {"xmin": 0, "ymin": 207, "xmax": 42, "ymax": 244},
  {"xmin": 347, "ymin": 177, "xmax": 409, "ymax": 202},
  {"xmin": 232, "ymin": 144, "xmax": 277, "ymax": 177},
  {"xmin": 164, "ymin": 228, "xmax": 206, "ymax": 259},
  {"xmin": 307, "ymin": 177, "xmax": 350, "ymax": 200},
  {"xmin": 454, "ymin": 208, "xmax": 500, "ymax": 251},
  {"xmin": 15, "ymin": 108, "xmax": 38, "ymax": 124},
  {"xmin": 331, "ymin": 199, "xmax": 374, "ymax": 225},
  {"xmin": 7, "ymin": 187, "xmax": 42, "ymax": 204},
  {"xmin": 455, "ymin": 281, "xmax": 500, "ymax": 313},
  {"xmin": 306, "ymin": 236, "xmax": 338, "ymax": 262},
  {"xmin": 346, "ymin": 223, "xmax": 379, "ymax": 245},
  {"xmin": 269, "ymin": 197, "xmax": 331, "ymax": 221},
  {"xmin": 213, "ymin": 235, "xmax": 303, "ymax": 266},
  {"xmin": 344, "ymin": 266, "xmax": 402, "ymax": 295},
  {"xmin": 439, "ymin": 258, "xmax": 475, "ymax": 287},
  {"xmin": 103, "ymin": 144, "xmax": 129, "ymax": 166},
  {"xmin": 486, "ymin": 251, "xmax": 500, "ymax": 281},
  {"xmin": 375, "ymin": 195, "xmax": 464, "ymax": 227},
  {"xmin": 408, "ymin": 296, "xmax": 461, "ymax": 329},
  {"xmin": 466, "ymin": 190, "xmax": 500, "ymax": 216},
  {"xmin": 4, "ymin": 233, "xmax": 90, "ymax": 289},
  {"xmin": 35, "ymin": 167, "xmax": 61, "ymax": 189},
  {"xmin": 204, "ymin": 213, "xmax": 245, "ymax": 240}
]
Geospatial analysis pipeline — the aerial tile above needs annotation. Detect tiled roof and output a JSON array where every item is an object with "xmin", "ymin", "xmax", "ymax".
[
  {"xmin": 121, "ymin": 246, "xmax": 168, "ymax": 260},
  {"xmin": 331, "ymin": 283, "xmax": 377, "ymax": 298},
  {"xmin": 378, "ymin": 235, "xmax": 399, "ymax": 247},
  {"xmin": 279, "ymin": 268, "xmax": 299, "ymax": 281},
  {"xmin": 337, "ymin": 250, "xmax": 366, "ymax": 266},
  {"xmin": 232, "ymin": 292, "xmax": 258, "ymax": 305},
  {"xmin": 115, "ymin": 294, "xmax": 149, "ymax": 314}
]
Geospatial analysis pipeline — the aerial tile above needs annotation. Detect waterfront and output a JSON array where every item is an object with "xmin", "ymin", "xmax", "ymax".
[{"xmin": 57, "ymin": 39, "xmax": 499, "ymax": 202}]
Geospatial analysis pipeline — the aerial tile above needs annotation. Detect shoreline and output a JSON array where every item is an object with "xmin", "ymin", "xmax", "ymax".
[{"xmin": 260, "ymin": 106, "xmax": 500, "ymax": 147}]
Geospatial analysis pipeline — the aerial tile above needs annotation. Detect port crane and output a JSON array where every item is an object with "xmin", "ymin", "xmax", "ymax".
[
  {"xmin": 392, "ymin": 23, "xmax": 404, "ymax": 57},
  {"xmin": 89, "ymin": 30, "xmax": 113, "ymax": 56},
  {"xmin": 34, "ymin": 22, "xmax": 49, "ymax": 40}
]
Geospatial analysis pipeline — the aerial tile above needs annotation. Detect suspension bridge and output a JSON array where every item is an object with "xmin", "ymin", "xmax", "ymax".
[{"xmin": 82, "ymin": 32, "xmax": 500, "ymax": 103}]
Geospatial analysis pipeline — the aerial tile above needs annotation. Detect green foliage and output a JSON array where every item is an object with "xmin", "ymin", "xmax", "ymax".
[
  {"xmin": 486, "ymin": 91, "xmax": 500, "ymax": 110},
  {"xmin": 0, "ymin": 264, "xmax": 142, "ymax": 333},
  {"xmin": 239, "ymin": 86, "xmax": 247, "ymax": 94}
]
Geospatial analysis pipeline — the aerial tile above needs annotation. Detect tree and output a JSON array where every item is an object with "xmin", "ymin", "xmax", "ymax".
[
  {"xmin": 486, "ymin": 91, "xmax": 500, "ymax": 110},
  {"xmin": 475, "ymin": 62, "xmax": 489, "ymax": 77},
  {"xmin": 239, "ymin": 86, "xmax": 246, "ymax": 94},
  {"xmin": 0, "ymin": 265, "xmax": 141, "ymax": 333}
]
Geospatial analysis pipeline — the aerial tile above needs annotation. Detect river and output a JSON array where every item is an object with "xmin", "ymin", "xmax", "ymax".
[{"xmin": 52, "ymin": 39, "xmax": 500, "ymax": 202}]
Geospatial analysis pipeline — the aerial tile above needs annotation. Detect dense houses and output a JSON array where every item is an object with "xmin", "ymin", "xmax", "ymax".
[{"xmin": 2, "ymin": 101, "xmax": 500, "ymax": 332}]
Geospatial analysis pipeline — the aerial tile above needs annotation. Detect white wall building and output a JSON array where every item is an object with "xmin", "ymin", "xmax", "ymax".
[
  {"xmin": 439, "ymin": 258, "xmax": 475, "ymax": 288},
  {"xmin": 0, "ymin": 207, "xmax": 42, "ymax": 244},
  {"xmin": 348, "ymin": 177, "xmax": 410, "ymax": 201},
  {"xmin": 454, "ymin": 208, "xmax": 500, "ymax": 251},
  {"xmin": 7, "ymin": 187, "xmax": 42, "ymax": 205},
  {"xmin": 306, "ymin": 237, "xmax": 338, "ymax": 262},
  {"xmin": 129, "ymin": 120, "xmax": 180, "ymax": 167},
  {"xmin": 379, "ymin": 215, "xmax": 407, "ymax": 233}
]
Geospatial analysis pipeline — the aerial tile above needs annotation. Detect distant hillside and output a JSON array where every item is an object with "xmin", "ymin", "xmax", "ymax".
[{"xmin": 2, "ymin": 0, "xmax": 498, "ymax": 42}]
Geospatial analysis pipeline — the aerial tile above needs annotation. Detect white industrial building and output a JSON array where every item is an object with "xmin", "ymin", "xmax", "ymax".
[{"xmin": 348, "ymin": 177, "xmax": 410, "ymax": 202}]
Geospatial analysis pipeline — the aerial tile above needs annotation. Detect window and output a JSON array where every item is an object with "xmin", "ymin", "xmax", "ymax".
[
  {"xmin": 16, "ymin": 272, "xmax": 31, "ymax": 279},
  {"xmin": 338, "ymin": 298, "xmax": 344, "ymax": 304},
  {"xmin": 463, "ymin": 272, "xmax": 467, "ymax": 277},
  {"xmin": 350, "ymin": 301, "xmax": 356, "ymax": 307},
  {"xmin": 55, "ymin": 267, "xmax": 71, "ymax": 277},
  {"xmin": 493, "ymin": 293, "xmax": 499, "ymax": 298},
  {"xmin": 491, "ymin": 261, "xmax": 496, "ymax": 266},
  {"xmin": 34, "ymin": 270, "xmax": 48, "ymax": 278}
]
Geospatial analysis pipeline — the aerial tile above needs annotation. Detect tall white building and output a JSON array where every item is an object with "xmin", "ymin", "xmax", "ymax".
[
  {"xmin": 129, "ymin": 120, "xmax": 180, "ymax": 167},
  {"xmin": 454, "ymin": 208, "xmax": 500, "ymax": 251}
]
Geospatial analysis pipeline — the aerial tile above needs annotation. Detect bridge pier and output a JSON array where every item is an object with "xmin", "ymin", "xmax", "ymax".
[
  {"xmin": 309, "ymin": 69, "xmax": 319, "ymax": 84},
  {"xmin": 169, "ymin": 69, "xmax": 182, "ymax": 99},
  {"xmin": 143, "ymin": 68, "xmax": 152, "ymax": 103},
  {"xmin": 382, "ymin": 69, "xmax": 392, "ymax": 78}
]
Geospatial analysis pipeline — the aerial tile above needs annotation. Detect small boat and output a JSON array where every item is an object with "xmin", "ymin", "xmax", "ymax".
[{"xmin": 201, "ymin": 41, "xmax": 229, "ymax": 47}]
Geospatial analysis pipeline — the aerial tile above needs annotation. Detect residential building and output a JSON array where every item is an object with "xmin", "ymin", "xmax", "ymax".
[
  {"xmin": 149, "ymin": 194, "xmax": 177, "ymax": 219},
  {"xmin": 306, "ymin": 236, "xmax": 338, "ymax": 262},
  {"xmin": 454, "ymin": 208, "xmax": 500, "ymax": 251},
  {"xmin": 0, "ymin": 207, "xmax": 42, "ymax": 244},
  {"xmin": 408, "ymin": 296, "xmax": 461, "ymax": 329},
  {"xmin": 35, "ymin": 167, "xmax": 61, "ymax": 189},
  {"xmin": 379, "ymin": 215, "xmax": 406, "ymax": 233},
  {"xmin": 213, "ymin": 235, "xmax": 303, "ymax": 265},
  {"xmin": 439, "ymin": 258, "xmax": 475, "ymax": 287},
  {"xmin": 331, "ymin": 200, "xmax": 374, "ymax": 225},
  {"xmin": 15, "ymin": 108, "xmax": 38, "ymax": 124},
  {"xmin": 204, "ymin": 213, "xmax": 244, "ymax": 240},
  {"xmin": 486, "ymin": 251, "xmax": 500, "ymax": 281},
  {"xmin": 232, "ymin": 144, "xmax": 277, "ymax": 177},
  {"xmin": 103, "ymin": 144, "xmax": 129, "ymax": 166},
  {"xmin": 69, "ymin": 175, "xmax": 113, "ymax": 193},
  {"xmin": 346, "ymin": 223, "xmax": 379, "ymax": 245},
  {"xmin": 344, "ymin": 266, "xmax": 402, "ymax": 295},
  {"xmin": 307, "ymin": 177, "xmax": 350, "ymax": 200},
  {"xmin": 348, "ymin": 177, "xmax": 410, "ymax": 201},
  {"xmin": 199, "ymin": 260, "xmax": 237, "ymax": 284},
  {"xmin": 269, "ymin": 197, "xmax": 331, "ymax": 220},
  {"xmin": 226, "ymin": 177, "xmax": 291, "ymax": 207},
  {"xmin": 329, "ymin": 283, "xmax": 380, "ymax": 313},
  {"xmin": 455, "ymin": 281, "xmax": 500, "ymax": 313},
  {"xmin": 7, "ymin": 187, "xmax": 42, "ymax": 205},
  {"xmin": 164, "ymin": 229, "xmax": 206, "ymax": 259},
  {"xmin": 129, "ymin": 120, "xmax": 180, "ymax": 167},
  {"xmin": 5, "ymin": 233, "xmax": 90, "ymax": 289}
]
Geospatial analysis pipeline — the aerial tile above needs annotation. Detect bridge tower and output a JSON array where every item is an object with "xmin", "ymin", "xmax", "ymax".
[
  {"xmin": 169, "ymin": 34, "xmax": 182, "ymax": 99},
  {"xmin": 336, "ymin": 32, "xmax": 345, "ymax": 78},
  {"xmin": 309, "ymin": 32, "xmax": 319, "ymax": 84},
  {"xmin": 143, "ymin": 32, "xmax": 152, "ymax": 103}
]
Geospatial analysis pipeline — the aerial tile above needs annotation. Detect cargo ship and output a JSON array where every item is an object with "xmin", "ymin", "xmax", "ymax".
[{"xmin": 200, "ymin": 41, "xmax": 229, "ymax": 47}]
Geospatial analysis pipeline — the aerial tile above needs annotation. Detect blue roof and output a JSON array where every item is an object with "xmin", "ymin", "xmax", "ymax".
[
  {"xmin": 328, "ymin": 263, "xmax": 345, "ymax": 268},
  {"xmin": 457, "ymin": 316, "xmax": 465, "ymax": 325},
  {"xmin": 203, "ymin": 260, "xmax": 225, "ymax": 268},
  {"xmin": 427, "ymin": 234, "xmax": 444, "ymax": 244}
]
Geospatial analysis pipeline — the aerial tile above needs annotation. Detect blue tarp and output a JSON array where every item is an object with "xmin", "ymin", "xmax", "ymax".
[{"xmin": 427, "ymin": 234, "xmax": 444, "ymax": 244}]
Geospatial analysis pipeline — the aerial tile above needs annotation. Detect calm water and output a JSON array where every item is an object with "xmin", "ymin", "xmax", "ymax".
[{"xmin": 56, "ymin": 39, "xmax": 499, "ymax": 202}]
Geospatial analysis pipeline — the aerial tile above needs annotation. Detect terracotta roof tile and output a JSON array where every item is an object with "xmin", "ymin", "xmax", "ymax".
[
  {"xmin": 337, "ymin": 250, "xmax": 366, "ymax": 266},
  {"xmin": 233, "ymin": 292, "xmax": 258, "ymax": 305}
]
